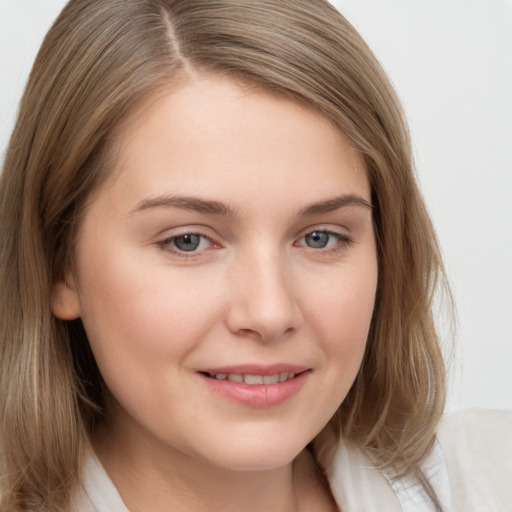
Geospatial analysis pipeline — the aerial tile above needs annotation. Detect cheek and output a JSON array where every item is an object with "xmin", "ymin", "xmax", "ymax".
[
  {"xmin": 75, "ymin": 249, "xmax": 222, "ymax": 387},
  {"xmin": 309, "ymin": 264, "xmax": 376, "ymax": 339},
  {"xmin": 288, "ymin": 262, "xmax": 377, "ymax": 438},
  {"xmin": 304, "ymin": 261, "xmax": 377, "ymax": 382}
]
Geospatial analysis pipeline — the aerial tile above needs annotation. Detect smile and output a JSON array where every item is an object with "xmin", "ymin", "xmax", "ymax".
[
  {"xmin": 206, "ymin": 372, "xmax": 297, "ymax": 385},
  {"xmin": 198, "ymin": 367, "xmax": 310, "ymax": 408}
]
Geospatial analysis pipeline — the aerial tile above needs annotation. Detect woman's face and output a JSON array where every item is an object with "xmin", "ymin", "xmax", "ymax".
[{"xmin": 53, "ymin": 76, "xmax": 378, "ymax": 471}]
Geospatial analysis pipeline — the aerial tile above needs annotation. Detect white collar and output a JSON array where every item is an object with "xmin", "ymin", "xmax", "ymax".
[
  {"xmin": 76, "ymin": 440, "xmax": 451, "ymax": 512},
  {"xmin": 328, "ymin": 438, "xmax": 451, "ymax": 511}
]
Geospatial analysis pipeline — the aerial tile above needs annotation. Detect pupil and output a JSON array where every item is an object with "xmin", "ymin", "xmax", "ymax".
[
  {"xmin": 174, "ymin": 234, "xmax": 201, "ymax": 252},
  {"xmin": 306, "ymin": 231, "xmax": 329, "ymax": 248}
]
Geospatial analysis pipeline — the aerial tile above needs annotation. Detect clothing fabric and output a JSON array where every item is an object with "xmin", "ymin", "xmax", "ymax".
[
  {"xmin": 328, "ymin": 409, "xmax": 512, "ymax": 511},
  {"xmin": 72, "ymin": 409, "xmax": 512, "ymax": 511}
]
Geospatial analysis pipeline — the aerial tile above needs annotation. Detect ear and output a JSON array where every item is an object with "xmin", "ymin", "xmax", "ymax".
[{"xmin": 52, "ymin": 274, "xmax": 82, "ymax": 320}]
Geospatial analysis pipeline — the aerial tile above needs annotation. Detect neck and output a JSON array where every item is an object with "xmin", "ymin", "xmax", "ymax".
[{"xmin": 92, "ymin": 418, "xmax": 335, "ymax": 512}]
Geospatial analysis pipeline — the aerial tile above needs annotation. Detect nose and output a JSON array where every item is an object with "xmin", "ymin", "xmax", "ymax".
[{"xmin": 225, "ymin": 248, "xmax": 304, "ymax": 342}]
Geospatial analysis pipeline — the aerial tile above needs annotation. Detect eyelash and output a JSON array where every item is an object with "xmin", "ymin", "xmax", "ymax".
[
  {"xmin": 294, "ymin": 230, "xmax": 353, "ymax": 255},
  {"xmin": 156, "ymin": 232, "xmax": 215, "ymax": 259},
  {"xmin": 156, "ymin": 228, "xmax": 353, "ymax": 258}
]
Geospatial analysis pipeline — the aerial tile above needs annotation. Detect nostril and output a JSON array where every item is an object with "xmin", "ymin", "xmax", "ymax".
[{"xmin": 235, "ymin": 328, "xmax": 266, "ymax": 341}]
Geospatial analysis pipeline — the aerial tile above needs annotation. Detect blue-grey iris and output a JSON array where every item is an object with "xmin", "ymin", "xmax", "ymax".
[
  {"xmin": 173, "ymin": 234, "xmax": 201, "ymax": 252},
  {"xmin": 305, "ymin": 231, "xmax": 329, "ymax": 248}
]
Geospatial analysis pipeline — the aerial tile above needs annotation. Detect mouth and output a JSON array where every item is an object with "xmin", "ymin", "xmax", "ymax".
[
  {"xmin": 201, "ymin": 371, "xmax": 300, "ymax": 385},
  {"xmin": 197, "ymin": 366, "xmax": 310, "ymax": 407}
]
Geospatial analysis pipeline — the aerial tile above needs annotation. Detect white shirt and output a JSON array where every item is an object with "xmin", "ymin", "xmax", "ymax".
[{"xmin": 72, "ymin": 409, "xmax": 512, "ymax": 512}]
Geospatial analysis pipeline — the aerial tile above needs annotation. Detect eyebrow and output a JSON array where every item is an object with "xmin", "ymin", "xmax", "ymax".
[
  {"xmin": 129, "ymin": 196, "xmax": 238, "ymax": 217},
  {"xmin": 298, "ymin": 195, "xmax": 373, "ymax": 215},
  {"xmin": 129, "ymin": 193, "xmax": 373, "ymax": 218}
]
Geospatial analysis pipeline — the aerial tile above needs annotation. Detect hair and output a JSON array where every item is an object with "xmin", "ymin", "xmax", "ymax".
[{"xmin": 0, "ymin": 0, "xmax": 448, "ymax": 510}]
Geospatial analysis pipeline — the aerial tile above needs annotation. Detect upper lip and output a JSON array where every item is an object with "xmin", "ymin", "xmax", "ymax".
[{"xmin": 197, "ymin": 364, "xmax": 310, "ymax": 376}]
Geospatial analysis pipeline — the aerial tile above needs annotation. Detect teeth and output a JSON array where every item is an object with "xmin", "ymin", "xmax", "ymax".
[
  {"xmin": 244, "ymin": 374, "xmax": 263, "ymax": 385},
  {"xmin": 209, "ymin": 372, "xmax": 297, "ymax": 385},
  {"xmin": 263, "ymin": 374, "xmax": 279, "ymax": 385}
]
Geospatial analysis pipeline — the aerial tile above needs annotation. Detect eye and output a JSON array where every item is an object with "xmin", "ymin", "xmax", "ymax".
[
  {"xmin": 295, "ymin": 229, "xmax": 352, "ymax": 252},
  {"xmin": 158, "ymin": 233, "xmax": 213, "ymax": 254},
  {"xmin": 304, "ymin": 231, "xmax": 332, "ymax": 249}
]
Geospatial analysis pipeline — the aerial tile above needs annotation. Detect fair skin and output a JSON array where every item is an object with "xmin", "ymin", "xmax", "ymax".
[{"xmin": 53, "ymin": 75, "xmax": 378, "ymax": 512}]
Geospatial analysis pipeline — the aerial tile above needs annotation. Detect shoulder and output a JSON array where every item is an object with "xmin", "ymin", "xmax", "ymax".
[
  {"xmin": 327, "ymin": 409, "xmax": 512, "ymax": 511},
  {"xmin": 436, "ymin": 408, "xmax": 512, "ymax": 511},
  {"xmin": 71, "ymin": 449, "xmax": 130, "ymax": 512},
  {"xmin": 327, "ymin": 438, "xmax": 403, "ymax": 511}
]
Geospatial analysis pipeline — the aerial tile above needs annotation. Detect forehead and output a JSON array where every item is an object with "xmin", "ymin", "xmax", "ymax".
[{"xmin": 96, "ymin": 74, "xmax": 370, "ymax": 215}]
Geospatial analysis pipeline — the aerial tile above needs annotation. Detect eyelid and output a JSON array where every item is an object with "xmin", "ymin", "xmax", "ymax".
[
  {"xmin": 293, "ymin": 225, "xmax": 353, "ymax": 253},
  {"xmin": 155, "ymin": 227, "xmax": 222, "ymax": 258},
  {"xmin": 294, "ymin": 224, "xmax": 351, "ymax": 241},
  {"xmin": 153, "ymin": 224, "xmax": 353, "ymax": 259}
]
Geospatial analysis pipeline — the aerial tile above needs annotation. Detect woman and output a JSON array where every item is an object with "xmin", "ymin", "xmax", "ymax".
[{"xmin": 0, "ymin": 1, "xmax": 510, "ymax": 511}]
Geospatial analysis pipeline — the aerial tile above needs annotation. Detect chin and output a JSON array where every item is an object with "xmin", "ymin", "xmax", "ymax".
[{"xmin": 196, "ymin": 435, "xmax": 308, "ymax": 472}]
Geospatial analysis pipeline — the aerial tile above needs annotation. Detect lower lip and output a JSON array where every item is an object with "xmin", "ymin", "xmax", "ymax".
[{"xmin": 199, "ymin": 372, "xmax": 309, "ymax": 408}]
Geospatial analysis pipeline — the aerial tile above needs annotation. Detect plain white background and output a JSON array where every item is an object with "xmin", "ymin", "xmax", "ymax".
[{"xmin": 1, "ymin": 0, "xmax": 511, "ymax": 412}]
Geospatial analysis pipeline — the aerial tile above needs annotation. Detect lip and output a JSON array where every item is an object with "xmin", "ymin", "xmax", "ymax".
[
  {"xmin": 198, "ymin": 364, "xmax": 310, "ymax": 376},
  {"xmin": 197, "ymin": 364, "xmax": 310, "ymax": 408}
]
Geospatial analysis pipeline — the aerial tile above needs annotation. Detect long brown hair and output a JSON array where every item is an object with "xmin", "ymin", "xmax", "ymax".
[{"xmin": 0, "ymin": 1, "xmax": 447, "ymax": 509}]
